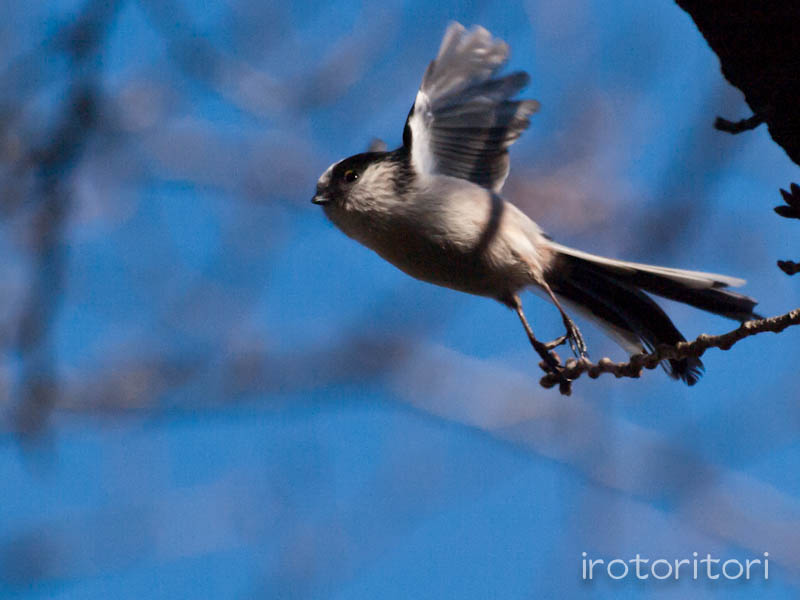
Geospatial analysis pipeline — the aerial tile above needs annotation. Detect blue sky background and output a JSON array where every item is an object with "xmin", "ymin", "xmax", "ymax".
[{"xmin": 1, "ymin": 0, "xmax": 800, "ymax": 598}]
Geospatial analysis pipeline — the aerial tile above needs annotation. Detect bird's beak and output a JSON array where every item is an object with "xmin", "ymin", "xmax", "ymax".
[{"xmin": 311, "ymin": 193, "xmax": 330, "ymax": 205}]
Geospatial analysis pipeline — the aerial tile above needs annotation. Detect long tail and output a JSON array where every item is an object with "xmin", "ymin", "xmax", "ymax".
[{"xmin": 544, "ymin": 244, "xmax": 760, "ymax": 385}]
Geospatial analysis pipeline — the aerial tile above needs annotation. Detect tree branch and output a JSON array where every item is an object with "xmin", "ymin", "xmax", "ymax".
[
  {"xmin": 540, "ymin": 308, "xmax": 800, "ymax": 393},
  {"xmin": 676, "ymin": 0, "xmax": 800, "ymax": 166}
]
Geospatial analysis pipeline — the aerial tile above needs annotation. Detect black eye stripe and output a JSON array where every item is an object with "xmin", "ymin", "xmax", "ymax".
[{"xmin": 344, "ymin": 169, "xmax": 358, "ymax": 182}]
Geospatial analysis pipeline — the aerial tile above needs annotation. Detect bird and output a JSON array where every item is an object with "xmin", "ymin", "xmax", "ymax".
[{"xmin": 311, "ymin": 22, "xmax": 759, "ymax": 386}]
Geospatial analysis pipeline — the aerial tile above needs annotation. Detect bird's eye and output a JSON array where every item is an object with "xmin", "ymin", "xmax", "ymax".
[{"xmin": 343, "ymin": 169, "xmax": 358, "ymax": 183}]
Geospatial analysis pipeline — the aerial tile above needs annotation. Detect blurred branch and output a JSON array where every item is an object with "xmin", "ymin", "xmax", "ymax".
[
  {"xmin": 637, "ymin": 82, "xmax": 747, "ymax": 257},
  {"xmin": 541, "ymin": 308, "xmax": 800, "ymax": 392},
  {"xmin": 136, "ymin": 0, "xmax": 293, "ymax": 118},
  {"xmin": 136, "ymin": 0, "xmax": 397, "ymax": 118},
  {"xmin": 396, "ymin": 343, "xmax": 800, "ymax": 575},
  {"xmin": 11, "ymin": 0, "xmax": 120, "ymax": 435}
]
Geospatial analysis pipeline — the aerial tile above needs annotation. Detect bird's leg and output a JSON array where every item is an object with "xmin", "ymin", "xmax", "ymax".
[
  {"xmin": 510, "ymin": 294, "xmax": 563, "ymax": 374},
  {"xmin": 541, "ymin": 281, "xmax": 588, "ymax": 358}
]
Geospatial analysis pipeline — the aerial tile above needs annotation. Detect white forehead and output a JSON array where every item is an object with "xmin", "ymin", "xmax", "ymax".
[{"xmin": 317, "ymin": 161, "xmax": 337, "ymax": 186}]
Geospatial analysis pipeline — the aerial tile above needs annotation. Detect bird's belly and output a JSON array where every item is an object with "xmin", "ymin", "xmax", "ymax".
[
  {"xmin": 380, "ymin": 241, "xmax": 492, "ymax": 293},
  {"xmin": 353, "ymin": 219, "xmax": 525, "ymax": 298}
]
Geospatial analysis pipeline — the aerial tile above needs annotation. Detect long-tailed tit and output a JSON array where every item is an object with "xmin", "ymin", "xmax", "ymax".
[{"xmin": 312, "ymin": 22, "xmax": 759, "ymax": 385}]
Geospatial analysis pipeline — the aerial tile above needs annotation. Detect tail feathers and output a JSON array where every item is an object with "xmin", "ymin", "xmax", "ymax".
[
  {"xmin": 549, "ymin": 243, "xmax": 760, "ymax": 322},
  {"xmin": 548, "ymin": 254, "xmax": 704, "ymax": 385},
  {"xmin": 604, "ymin": 268, "xmax": 760, "ymax": 321}
]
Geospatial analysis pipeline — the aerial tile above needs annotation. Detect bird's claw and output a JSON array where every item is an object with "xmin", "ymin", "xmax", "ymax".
[{"xmin": 562, "ymin": 317, "xmax": 588, "ymax": 359}]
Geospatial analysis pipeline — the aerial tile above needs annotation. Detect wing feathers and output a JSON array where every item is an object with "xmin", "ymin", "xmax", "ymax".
[{"xmin": 404, "ymin": 23, "xmax": 539, "ymax": 192}]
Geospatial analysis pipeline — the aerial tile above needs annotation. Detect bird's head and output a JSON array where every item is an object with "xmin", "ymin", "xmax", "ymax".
[{"xmin": 312, "ymin": 151, "xmax": 401, "ymax": 212}]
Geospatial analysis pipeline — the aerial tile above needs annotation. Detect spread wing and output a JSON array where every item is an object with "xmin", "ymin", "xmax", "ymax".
[{"xmin": 402, "ymin": 23, "xmax": 540, "ymax": 192}]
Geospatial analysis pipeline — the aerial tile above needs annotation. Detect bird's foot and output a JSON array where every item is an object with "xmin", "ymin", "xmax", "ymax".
[
  {"xmin": 562, "ymin": 315, "xmax": 588, "ymax": 359},
  {"xmin": 531, "ymin": 338, "xmax": 561, "ymax": 371}
]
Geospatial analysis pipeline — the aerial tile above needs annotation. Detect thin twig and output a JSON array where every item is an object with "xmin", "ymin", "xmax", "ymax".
[
  {"xmin": 540, "ymin": 308, "xmax": 800, "ymax": 391},
  {"xmin": 714, "ymin": 113, "xmax": 765, "ymax": 134}
]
